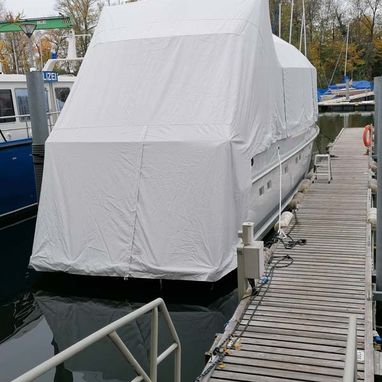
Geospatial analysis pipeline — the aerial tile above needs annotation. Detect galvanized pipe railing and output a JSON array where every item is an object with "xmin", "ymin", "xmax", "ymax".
[
  {"xmin": 343, "ymin": 315, "xmax": 357, "ymax": 382},
  {"xmin": 0, "ymin": 111, "xmax": 61, "ymax": 141},
  {"xmin": 11, "ymin": 298, "xmax": 181, "ymax": 382}
]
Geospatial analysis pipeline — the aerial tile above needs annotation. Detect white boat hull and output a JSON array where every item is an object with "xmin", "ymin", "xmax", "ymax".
[{"xmin": 249, "ymin": 126, "xmax": 318, "ymax": 238}]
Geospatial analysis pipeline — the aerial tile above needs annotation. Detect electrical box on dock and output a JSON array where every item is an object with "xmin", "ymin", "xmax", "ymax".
[{"xmin": 244, "ymin": 241, "xmax": 264, "ymax": 279}]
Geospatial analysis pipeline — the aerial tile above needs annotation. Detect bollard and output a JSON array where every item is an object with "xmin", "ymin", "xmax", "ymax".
[{"xmin": 26, "ymin": 71, "xmax": 50, "ymax": 201}]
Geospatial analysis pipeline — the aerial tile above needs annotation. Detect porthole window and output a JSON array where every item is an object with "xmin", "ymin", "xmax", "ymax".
[
  {"xmin": 267, "ymin": 180, "xmax": 272, "ymax": 189},
  {"xmin": 284, "ymin": 165, "xmax": 288, "ymax": 174},
  {"xmin": 259, "ymin": 186, "xmax": 264, "ymax": 196},
  {"xmin": 299, "ymin": 153, "xmax": 302, "ymax": 160},
  {"xmin": 295, "ymin": 157, "xmax": 298, "ymax": 164}
]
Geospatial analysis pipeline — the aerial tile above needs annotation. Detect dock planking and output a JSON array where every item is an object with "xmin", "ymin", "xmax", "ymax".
[{"xmin": 207, "ymin": 128, "xmax": 374, "ymax": 381}]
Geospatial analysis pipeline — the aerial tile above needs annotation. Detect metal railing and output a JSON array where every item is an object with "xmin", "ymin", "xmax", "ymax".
[
  {"xmin": 0, "ymin": 111, "xmax": 60, "ymax": 142},
  {"xmin": 343, "ymin": 315, "xmax": 358, "ymax": 382},
  {"xmin": 11, "ymin": 298, "xmax": 181, "ymax": 382}
]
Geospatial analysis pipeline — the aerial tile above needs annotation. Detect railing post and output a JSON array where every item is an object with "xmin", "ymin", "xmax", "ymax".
[
  {"xmin": 159, "ymin": 301, "xmax": 181, "ymax": 382},
  {"xmin": 11, "ymin": 298, "xmax": 180, "ymax": 382},
  {"xmin": 174, "ymin": 343, "xmax": 181, "ymax": 382},
  {"xmin": 150, "ymin": 307, "xmax": 158, "ymax": 382},
  {"xmin": 343, "ymin": 315, "xmax": 357, "ymax": 382}
]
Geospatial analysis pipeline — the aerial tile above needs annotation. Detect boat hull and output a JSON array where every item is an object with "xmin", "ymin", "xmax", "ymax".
[
  {"xmin": 249, "ymin": 126, "xmax": 318, "ymax": 239},
  {"xmin": 0, "ymin": 139, "xmax": 37, "ymax": 226}
]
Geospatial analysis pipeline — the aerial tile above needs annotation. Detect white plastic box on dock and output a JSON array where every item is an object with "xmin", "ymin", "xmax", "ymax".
[{"xmin": 30, "ymin": 0, "xmax": 317, "ymax": 281}]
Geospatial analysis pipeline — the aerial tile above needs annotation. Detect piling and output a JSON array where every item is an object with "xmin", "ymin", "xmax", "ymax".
[
  {"xmin": 26, "ymin": 71, "xmax": 49, "ymax": 201},
  {"xmin": 374, "ymin": 77, "xmax": 382, "ymax": 156},
  {"xmin": 376, "ymin": 76, "xmax": 382, "ymax": 293}
]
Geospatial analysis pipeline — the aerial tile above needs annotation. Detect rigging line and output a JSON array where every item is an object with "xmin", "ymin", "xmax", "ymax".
[{"xmin": 329, "ymin": 41, "xmax": 345, "ymax": 86}]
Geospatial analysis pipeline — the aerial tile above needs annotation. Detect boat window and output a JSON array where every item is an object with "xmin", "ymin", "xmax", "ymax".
[
  {"xmin": 259, "ymin": 186, "xmax": 264, "ymax": 196},
  {"xmin": 54, "ymin": 87, "xmax": 70, "ymax": 111},
  {"xmin": 284, "ymin": 165, "xmax": 288, "ymax": 174},
  {"xmin": 299, "ymin": 153, "xmax": 302, "ymax": 160},
  {"xmin": 267, "ymin": 180, "xmax": 272, "ymax": 189},
  {"xmin": 0, "ymin": 89, "xmax": 16, "ymax": 123},
  {"xmin": 15, "ymin": 88, "xmax": 49, "ymax": 121},
  {"xmin": 295, "ymin": 157, "xmax": 298, "ymax": 164}
]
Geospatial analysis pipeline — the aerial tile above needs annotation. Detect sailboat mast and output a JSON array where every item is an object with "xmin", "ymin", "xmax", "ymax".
[
  {"xmin": 289, "ymin": 0, "xmax": 294, "ymax": 43},
  {"xmin": 299, "ymin": 0, "xmax": 306, "ymax": 52},
  {"xmin": 344, "ymin": 23, "xmax": 350, "ymax": 77},
  {"xmin": 344, "ymin": 23, "xmax": 350, "ymax": 101}
]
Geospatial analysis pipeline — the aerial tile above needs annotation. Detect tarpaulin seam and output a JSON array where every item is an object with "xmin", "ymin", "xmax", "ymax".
[{"xmin": 127, "ymin": 124, "xmax": 149, "ymax": 277}]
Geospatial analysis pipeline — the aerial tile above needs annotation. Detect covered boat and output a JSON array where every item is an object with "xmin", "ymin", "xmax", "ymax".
[{"xmin": 30, "ymin": 0, "xmax": 317, "ymax": 281}]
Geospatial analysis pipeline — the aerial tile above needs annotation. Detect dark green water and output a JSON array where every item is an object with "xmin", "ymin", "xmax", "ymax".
[
  {"xmin": 0, "ymin": 112, "xmax": 374, "ymax": 382},
  {"xmin": 316, "ymin": 112, "xmax": 374, "ymax": 153}
]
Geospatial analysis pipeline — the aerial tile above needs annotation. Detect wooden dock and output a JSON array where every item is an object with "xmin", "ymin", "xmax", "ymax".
[{"xmin": 207, "ymin": 128, "xmax": 374, "ymax": 382}]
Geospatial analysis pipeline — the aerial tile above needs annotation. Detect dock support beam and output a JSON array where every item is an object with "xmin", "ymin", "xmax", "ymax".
[
  {"xmin": 375, "ymin": 76, "xmax": 382, "ymax": 293},
  {"xmin": 27, "ymin": 71, "xmax": 49, "ymax": 201}
]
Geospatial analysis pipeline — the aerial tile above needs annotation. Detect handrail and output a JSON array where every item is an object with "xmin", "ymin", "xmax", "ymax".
[
  {"xmin": 343, "ymin": 315, "xmax": 357, "ymax": 382},
  {"xmin": 0, "ymin": 110, "xmax": 61, "ymax": 141},
  {"xmin": 0, "ymin": 111, "xmax": 60, "ymax": 121},
  {"xmin": 11, "ymin": 298, "xmax": 181, "ymax": 382},
  {"xmin": 251, "ymin": 124, "xmax": 319, "ymax": 185}
]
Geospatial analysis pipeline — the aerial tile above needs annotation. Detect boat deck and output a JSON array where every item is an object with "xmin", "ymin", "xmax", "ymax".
[{"xmin": 207, "ymin": 128, "xmax": 374, "ymax": 381}]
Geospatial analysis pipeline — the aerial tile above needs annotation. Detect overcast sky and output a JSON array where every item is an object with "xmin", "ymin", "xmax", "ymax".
[{"xmin": 5, "ymin": 0, "xmax": 56, "ymax": 18}]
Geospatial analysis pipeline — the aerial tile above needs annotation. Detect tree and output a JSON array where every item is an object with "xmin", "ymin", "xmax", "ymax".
[
  {"xmin": 55, "ymin": 0, "xmax": 104, "ymax": 57},
  {"xmin": 0, "ymin": 11, "xmax": 31, "ymax": 73}
]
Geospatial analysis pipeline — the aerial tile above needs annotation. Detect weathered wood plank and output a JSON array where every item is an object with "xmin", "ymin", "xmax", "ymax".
[{"xmin": 206, "ymin": 128, "xmax": 372, "ymax": 382}]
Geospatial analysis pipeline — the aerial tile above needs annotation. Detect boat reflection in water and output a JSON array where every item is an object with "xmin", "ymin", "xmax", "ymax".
[{"xmin": 0, "ymin": 286, "xmax": 237, "ymax": 382}]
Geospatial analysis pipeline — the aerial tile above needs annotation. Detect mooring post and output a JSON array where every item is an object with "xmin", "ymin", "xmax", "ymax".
[
  {"xmin": 26, "ymin": 71, "xmax": 49, "ymax": 201},
  {"xmin": 375, "ymin": 76, "xmax": 382, "ymax": 293}
]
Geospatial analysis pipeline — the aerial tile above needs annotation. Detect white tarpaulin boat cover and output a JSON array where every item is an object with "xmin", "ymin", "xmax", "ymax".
[{"xmin": 30, "ymin": 0, "xmax": 317, "ymax": 281}]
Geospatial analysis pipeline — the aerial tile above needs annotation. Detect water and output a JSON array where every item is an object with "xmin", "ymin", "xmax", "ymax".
[
  {"xmin": 0, "ymin": 112, "xmax": 374, "ymax": 382},
  {"xmin": 0, "ymin": 216, "xmax": 238, "ymax": 382},
  {"xmin": 316, "ymin": 112, "xmax": 373, "ymax": 153}
]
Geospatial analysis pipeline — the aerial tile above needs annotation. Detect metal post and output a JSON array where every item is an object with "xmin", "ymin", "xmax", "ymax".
[
  {"xmin": 376, "ymin": 76, "xmax": 382, "ymax": 292},
  {"xmin": 150, "ymin": 307, "xmax": 158, "ymax": 382},
  {"xmin": 374, "ymin": 77, "xmax": 382, "ymax": 156},
  {"xmin": 26, "ymin": 71, "xmax": 50, "ymax": 201}
]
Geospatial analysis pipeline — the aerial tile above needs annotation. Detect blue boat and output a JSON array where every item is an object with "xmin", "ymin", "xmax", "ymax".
[
  {"xmin": 0, "ymin": 139, "xmax": 37, "ymax": 225},
  {"xmin": 0, "ymin": 73, "xmax": 75, "ymax": 226}
]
